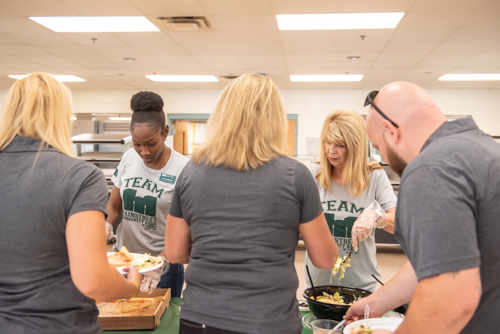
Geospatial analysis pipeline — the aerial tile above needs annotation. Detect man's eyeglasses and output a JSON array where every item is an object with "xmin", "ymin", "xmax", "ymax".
[{"xmin": 364, "ymin": 90, "xmax": 399, "ymax": 128}]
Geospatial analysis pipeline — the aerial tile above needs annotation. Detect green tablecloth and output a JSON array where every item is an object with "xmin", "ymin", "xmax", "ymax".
[{"xmin": 103, "ymin": 298, "xmax": 314, "ymax": 334}]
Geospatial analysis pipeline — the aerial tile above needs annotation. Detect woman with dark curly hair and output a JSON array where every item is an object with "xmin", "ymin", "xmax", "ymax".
[{"xmin": 106, "ymin": 91, "xmax": 189, "ymax": 297}]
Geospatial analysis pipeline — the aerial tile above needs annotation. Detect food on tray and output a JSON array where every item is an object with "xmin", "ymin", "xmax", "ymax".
[
  {"xmin": 331, "ymin": 254, "xmax": 351, "ymax": 280},
  {"xmin": 315, "ymin": 291, "xmax": 355, "ymax": 306},
  {"xmin": 107, "ymin": 246, "xmax": 162, "ymax": 270},
  {"xmin": 96, "ymin": 296, "xmax": 163, "ymax": 317},
  {"xmin": 350, "ymin": 325, "xmax": 373, "ymax": 334},
  {"xmin": 107, "ymin": 246, "xmax": 134, "ymax": 267}
]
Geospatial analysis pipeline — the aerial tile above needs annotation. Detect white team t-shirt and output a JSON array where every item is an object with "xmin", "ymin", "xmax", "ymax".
[
  {"xmin": 304, "ymin": 163, "xmax": 397, "ymax": 292},
  {"xmin": 112, "ymin": 147, "xmax": 189, "ymax": 256}
]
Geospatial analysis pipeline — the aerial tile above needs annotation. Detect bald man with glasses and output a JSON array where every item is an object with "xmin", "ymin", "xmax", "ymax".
[{"xmin": 344, "ymin": 81, "xmax": 500, "ymax": 334}]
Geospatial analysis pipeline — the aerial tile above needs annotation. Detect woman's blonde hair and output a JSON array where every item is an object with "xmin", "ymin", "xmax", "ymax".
[
  {"xmin": 0, "ymin": 73, "xmax": 73, "ymax": 156},
  {"xmin": 316, "ymin": 110, "xmax": 382, "ymax": 196},
  {"xmin": 192, "ymin": 73, "xmax": 288, "ymax": 170}
]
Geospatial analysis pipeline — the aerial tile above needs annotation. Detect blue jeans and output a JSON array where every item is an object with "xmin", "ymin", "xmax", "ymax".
[{"xmin": 157, "ymin": 263, "xmax": 184, "ymax": 298}]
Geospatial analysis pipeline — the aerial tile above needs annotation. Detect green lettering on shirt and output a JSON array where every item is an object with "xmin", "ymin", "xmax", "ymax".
[
  {"xmin": 151, "ymin": 183, "xmax": 164, "ymax": 199},
  {"xmin": 327, "ymin": 200, "xmax": 337, "ymax": 211},
  {"xmin": 338, "ymin": 201, "xmax": 349, "ymax": 212},
  {"xmin": 350, "ymin": 204, "xmax": 364, "ymax": 214},
  {"xmin": 141, "ymin": 179, "xmax": 151, "ymax": 190},
  {"xmin": 124, "ymin": 178, "xmax": 133, "ymax": 187},
  {"xmin": 132, "ymin": 177, "xmax": 142, "ymax": 187}
]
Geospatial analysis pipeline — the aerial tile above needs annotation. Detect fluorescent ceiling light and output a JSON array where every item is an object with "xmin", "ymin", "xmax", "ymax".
[
  {"xmin": 70, "ymin": 116, "xmax": 77, "ymax": 120},
  {"xmin": 29, "ymin": 16, "xmax": 160, "ymax": 32},
  {"xmin": 277, "ymin": 13, "xmax": 405, "ymax": 30},
  {"xmin": 146, "ymin": 75, "xmax": 219, "ymax": 82},
  {"xmin": 109, "ymin": 117, "xmax": 132, "ymax": 121},
  {"xmin": 8, "ymin": 74, "xmax": 85, "ymax": 82},
  {"xmin": 290, "ymin": 75, "xmax": 363, "ymax": 82},
  {"xmin": 438, "ymin": 74, "xmax": 500, "ymax": 81}
]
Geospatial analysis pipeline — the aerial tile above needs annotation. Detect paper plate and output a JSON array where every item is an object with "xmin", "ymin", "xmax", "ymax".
[
  {"xmin": 343, "ymin": 317, "xmax": 403, "ymax": 334},
  {"xmin": 107, "ymin": 252, "xmax": 163, "ymax": 275}
]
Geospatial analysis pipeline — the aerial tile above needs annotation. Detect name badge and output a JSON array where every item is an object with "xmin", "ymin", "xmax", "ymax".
[{"xmin": 159, "ymin": 173, "xmax": 176, "ymax": 184}]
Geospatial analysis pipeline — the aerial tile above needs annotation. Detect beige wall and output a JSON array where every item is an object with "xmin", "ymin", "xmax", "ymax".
[{"xmin": 1, "ymin": 88, "xmax": 499, "ymax": 155}]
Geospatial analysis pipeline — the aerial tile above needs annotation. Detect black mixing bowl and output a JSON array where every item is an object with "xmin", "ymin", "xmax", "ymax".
[{"xmin": 303, "ymin": 285, "xmax": 372, "ymax": 321}]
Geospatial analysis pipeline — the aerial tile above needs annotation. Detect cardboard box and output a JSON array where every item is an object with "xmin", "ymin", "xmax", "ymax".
[{"xmin": 97, "ymin": 288, "xmax": 171, "ymax": 330}]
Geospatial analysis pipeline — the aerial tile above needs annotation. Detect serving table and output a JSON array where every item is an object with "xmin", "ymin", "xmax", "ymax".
[{"xmin": 102, "ymin": 297, "xmax": 315, "ymax": 334}]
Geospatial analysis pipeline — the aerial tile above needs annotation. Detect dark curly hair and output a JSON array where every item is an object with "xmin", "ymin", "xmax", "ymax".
[{"xmin": 130, "ymin": 91, "xmax": 166, "ymax": 133}]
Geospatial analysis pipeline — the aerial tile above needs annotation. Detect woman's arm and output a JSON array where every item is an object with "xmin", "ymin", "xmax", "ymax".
[
  {"xmin": 165, "ymin": 214, "xmax": 191, "ymax": 264},
  {"xmin": 300, "ymin": 213, "xmax": 338, "ymax": 269},
  {"xmin": 382, "ymin": 208, "xmax": 396, "ymax": 234},
  {"xmin": 66, "ymin": 210, "xmax": 141, "ymax": 300},
  {"xmin": 106, "ymin": 186, "xmax": 122, "ymax": 226}
]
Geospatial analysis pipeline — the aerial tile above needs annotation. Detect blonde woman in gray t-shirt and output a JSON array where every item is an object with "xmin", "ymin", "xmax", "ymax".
[
  {"xmin": 304, "ymin": 110, "xmax": 397, "ymax": 292},
  {"xmin": 165, "ymin": 73, "xmax": 338, "ymax": 334}
]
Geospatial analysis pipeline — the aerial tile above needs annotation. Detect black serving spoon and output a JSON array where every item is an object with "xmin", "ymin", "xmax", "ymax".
[{"xmin": 306, "ymin": 265, "xmax": 318, "ymax": 301}]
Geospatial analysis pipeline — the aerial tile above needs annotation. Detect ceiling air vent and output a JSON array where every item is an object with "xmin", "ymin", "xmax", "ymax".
[{"xmin": 155, "ymin": 16, "xmax": 211, "ymax": 32}]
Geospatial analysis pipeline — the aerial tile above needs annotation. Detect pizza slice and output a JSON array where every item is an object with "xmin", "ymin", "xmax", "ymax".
[
  {"xmin": 96, "ymin": 296, "xmax": 163, "ymax": 317},
  {"xmin": 107, "ymin": 246, "xmax": 135, "ymax": 267}
]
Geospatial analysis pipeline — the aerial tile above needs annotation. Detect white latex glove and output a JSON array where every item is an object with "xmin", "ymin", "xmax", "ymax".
[
  {"xmin": 140, "ymin": 256, "xmax": 170, "ymax": 294},
  {"xmin": 351, "ymin": 200, "xmax": 387, "ymax": 251},
  {"xmin": 105, "ymin": 222, "xmax": 116, "ymax": 244}
]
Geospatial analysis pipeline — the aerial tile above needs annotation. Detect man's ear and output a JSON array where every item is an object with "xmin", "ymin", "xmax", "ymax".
[{"xmin": 381, "ymin": 120, "xmax": 400, "ymax": 145}]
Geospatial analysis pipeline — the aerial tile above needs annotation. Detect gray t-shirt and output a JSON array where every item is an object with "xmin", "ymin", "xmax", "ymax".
[
  {"xmin": 0, "ymin": 136, "xmax": 108, "ymax": 334},
  {"xmin": 169, "ymin": 156, "xmax": 324, "ymax": 334},
  {"xmin": 304, "ymin": 165, "xmax": 397, "ymax": 292},
  {"xmin": 396, "ymin": 117, "xmax": 500, "ymax": 333},
  {"xmin": 112, "ymin": 147, "xmax": 188, "ymax": 255}
]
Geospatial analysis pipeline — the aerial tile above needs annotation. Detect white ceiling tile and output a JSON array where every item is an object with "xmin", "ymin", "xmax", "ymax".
[
  {"xmin": 240, "ymin": 54, "xmax": 285, "ymax": 62},
  {"xmin": 370, "ymin": 61, "xmax": 419, "ymax": 69},
  {"xmin": 193, "ymin": 54, "xmax": 242, "ymax": 63},
  {"xmin": 114, "ymin": 32, "xmax": 177, "ymax": 46},
  {"xmin": 224, "ymin": 31, "xmax": 280, "ymax": 44},
  {"xmin": 484, "ymin": 0, "xmax": 500, "ymax": 9},
  {"xmin": 60, "ymin": 0, "xmax": 144, "ymax": 15},
  {"xmin": 0, "ymin": 0, "xmax": 80, "ymax": 16},
  {"xmin": 182, "ymin": 43, "xmax": 234, "ymax": 54},
  {"xmin": 0, "ymin": 17, "xmax": 53, "ymax": 33},
  {"xmin": 463, "ymin": 10, "xmax": 500, "ymax": 27},
  {"xmin": 202, "ymin": 61, "xmax": 247, "ymax": 71},
  {"xmin": 329, "ymin": 53, "xmax": 379, "ymax": 61},
  {"xmin": 471, "ymin": 51, "xmax": 500, "ymax": 61},
  {"xmin": 120, "ymin": 61, "xmax": 168, "ymax": 72},
  {"xmin": 423, "ymin": 52, "xmax": 482, "ymax": 62},
  {"xmin": 455, "ymin": 60, "xmax": 500, "ymax": 70},
  {"xmin": 286, "ymin": 61, "xmax": 330, "ymax": 72},
  {"xmin": 337, "ymin": 0, "xmax": 415, "ymax": 12},
  {"xmin": 243, "ymin": 61, "xmax": 287, "ymax": 70},
  {"xmin": 86, "ymin": 44, "xmax": 143, "ymax": 59},
  {"xmin": 0, "ymin": 32, "xmax": 24, "ymax": 45},
  {"xmin": 390, "ymin": 28, "xmax": 455, "ymax": 42},
  {"xmin": 279, "ymin": 31, "xmax": 337, "ymax": 44},
  {"xmin": 0, "ymin": 45, "xmax": 49, "ymax": 56},
  {"xmin": 168, "ymin": 31, "xmax": 227, "ymax": 44},
  {"xmin": 334, "ymin": 30, "xmax": 395, "ymax": 43},
  {"xmin": 210, "ymin": 15, "xmax": 277, "ymax": 32},
  {"xmin": 271, "ymin": 0, "xmax": 342, "ymax": 14},
  {"xmin": 412, "ymin": 0, "xmax": 490, "ymax": 11},
  {"xmin": 152, "ymin": 54, "xmax": 199, "ymax": 63},
  {"xmin": 383, "ymin": 41, "xmax": 441, "ymax": 53},
  {"xmin": 377, "ymin": 52, "xmax": 429, "ymax": 62},
  {"xmin": 8, "ymin": 32, "xmax": 74, "ymax": 45},
  {"xmin": 446, "ymin": 27, "xmax": 500, "ymax": 41},
  {"xmin": 198, "ymin": 0, "xmax": 274, "ymax": 15},
  {"xmin": 129, "ymin": 0, "xmax": 206, "ymax": 16},
  {"xmin": 398, "ymin": 11, "xmax": 475, "ymax": 28},
  {"xmin": 285, "ymin": 53, "xmax": 332, "ymax": 62},
  {"xmin": 232, "ymin": 43, "xmax": 283, "ymax": 55},
  {"xmin": 328, "ymin": 61, "xmax": 372, "ymax": 71},
  {"xmin": 282, "ymin": 43, "xmax": 333, "ymax": 54},
  {"xmin": 139, "ymin": 43, "xmax": 190, "ymax": 57},
  {"xmin": 59, "ymin": 33, "xmax": 126, "ymax": 45},
  {"xmin": 161, "ymin": 62, "xmax": 210, "ymax": 73},
  {"xmin": 412, "ymin": 60, "xmax": 466, "ymax": 70},
  {"xmin": 433, "ymin": 40, "xmax": 495, "ymax": 53},
  {"xmin": 332, "ymin": 42, "xmax": 386, "ymax": 54},
  {"xmin": 0, "ymin": 4, "xmax": 22, "ymax": 16}
]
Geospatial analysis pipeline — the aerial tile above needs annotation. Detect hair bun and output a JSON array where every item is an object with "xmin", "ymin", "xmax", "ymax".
[{"xmin": 130, "ymin": 91, "xmax": 164, "ymax": 112}]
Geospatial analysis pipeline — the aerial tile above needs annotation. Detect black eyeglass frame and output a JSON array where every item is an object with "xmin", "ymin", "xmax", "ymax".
[{"xmin": 364, "ymin": 90, "xmax": 399, "ymax": 128}]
